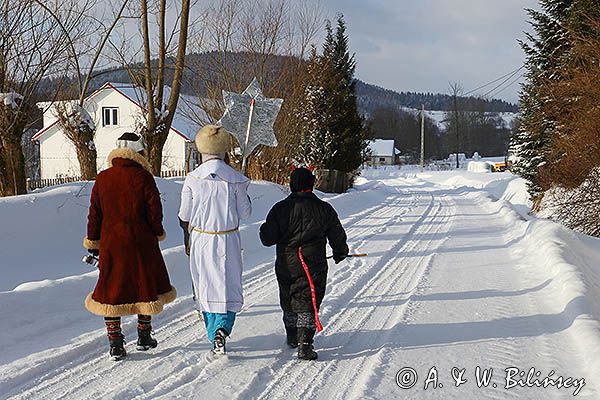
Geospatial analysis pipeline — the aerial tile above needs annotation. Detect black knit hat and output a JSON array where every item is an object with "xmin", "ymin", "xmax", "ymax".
[{"xmin": 290, "ymin": 167, "xmax": 315, "ymax": 192}]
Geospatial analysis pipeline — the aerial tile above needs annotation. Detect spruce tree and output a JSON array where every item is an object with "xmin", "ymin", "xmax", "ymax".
[
  {"xmin": 510, "ymin": 0, "xmax": 574, "ymax": 203},
  {"xmin": 297, "ymin": 49, "xmax": 336, "ymax": 167},
  {"xmin": 296, "ymin": 15, "xmax": 368, "ymax": 174}
]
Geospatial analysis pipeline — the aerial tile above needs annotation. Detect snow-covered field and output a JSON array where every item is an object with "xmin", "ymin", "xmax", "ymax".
[{"xmin": 1, "ymin": 169, "xmax": 600, "ymax": 399}]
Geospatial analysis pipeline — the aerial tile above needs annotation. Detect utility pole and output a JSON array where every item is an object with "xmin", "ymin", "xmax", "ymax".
[
  {"xmin": 420, "ymin": 104, "xmax": 425, "ymax": 172},
  {"xmin": 452, "ymin": 90, "xmax": 460, "ymax": 169}
]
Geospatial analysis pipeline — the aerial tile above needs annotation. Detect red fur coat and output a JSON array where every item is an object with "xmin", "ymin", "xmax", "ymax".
[{"xmin": 83, "ymin": 148, "xmax": 176, "ymax": 317}]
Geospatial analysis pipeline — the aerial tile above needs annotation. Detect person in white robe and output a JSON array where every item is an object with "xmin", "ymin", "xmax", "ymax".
[{"xmin": 178, "ymin": 125, "xmax": 252, "ymax": 354}]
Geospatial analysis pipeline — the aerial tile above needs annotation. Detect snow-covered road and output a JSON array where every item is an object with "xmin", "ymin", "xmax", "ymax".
[{"xmin": 1, "ymin": 171, "xmax": 599, "ymax": 399}]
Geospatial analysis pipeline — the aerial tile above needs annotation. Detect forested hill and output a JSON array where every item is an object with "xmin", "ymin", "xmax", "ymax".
[
  {"xmin": 40, "ymin": 51, "xmax": 519, "ymax": 115},
  {"xmin": 355, "ymin": 80, "xmax": 519, "ymax": 117}
]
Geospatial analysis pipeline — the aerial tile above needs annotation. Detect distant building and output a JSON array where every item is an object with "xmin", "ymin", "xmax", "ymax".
[
  {"xmin": 367, "ymin": 139, "xmax": 400, "ymax": 166},
  {"xmin": 33, "ymin": 82, "xmax": 207, "ymax": 179}
]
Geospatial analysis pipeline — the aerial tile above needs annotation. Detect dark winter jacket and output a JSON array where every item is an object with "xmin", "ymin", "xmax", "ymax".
[
  {"xmin": 83, "ymin": 148, "xmax": 176, "ymax": 317},
  {"xmin": 259, "ymin": 192, "xmax": 348, "ymax": 312}
]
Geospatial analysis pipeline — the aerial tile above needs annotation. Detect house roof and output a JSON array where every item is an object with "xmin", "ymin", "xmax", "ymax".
[
  {"xmin": 33, "ymin": 82, "xmax": 208, "ymax": 141},
  {"xmin": 368, "ymin": 139, "xmax": 396, "ymax": 157}
]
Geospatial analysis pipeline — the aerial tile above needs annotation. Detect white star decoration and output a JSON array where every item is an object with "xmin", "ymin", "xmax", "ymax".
[{"xmin": 218, "ymin": 78, "xmax": 283, "ymax": 160}]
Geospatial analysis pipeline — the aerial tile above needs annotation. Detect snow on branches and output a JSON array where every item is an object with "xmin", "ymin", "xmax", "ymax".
[{"xmin": 0, "ymin": 92, "xmax": 24, "ymax": 109}]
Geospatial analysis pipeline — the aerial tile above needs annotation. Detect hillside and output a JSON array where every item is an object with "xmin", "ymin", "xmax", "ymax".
[{"xmin": 41, "ymin": 52, "xmax": 519, "ymax": 118}]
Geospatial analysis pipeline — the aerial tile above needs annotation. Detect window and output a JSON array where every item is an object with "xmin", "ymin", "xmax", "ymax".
[
  {"xmin": 102, "ymin": 107, "xmax": 119, "ymax": 127},
  {"xmin": 379, "ymin": 158, "xmax": 386, "ymax": 162}
]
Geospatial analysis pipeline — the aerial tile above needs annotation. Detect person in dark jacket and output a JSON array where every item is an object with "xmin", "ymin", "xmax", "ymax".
[
  {"xmin": 259, "ymin": 167, "xmax": 348, "ymax": 360},
  {"xmin": 83, "ymin": 132, "xmax": 176, "ymax": 360}
]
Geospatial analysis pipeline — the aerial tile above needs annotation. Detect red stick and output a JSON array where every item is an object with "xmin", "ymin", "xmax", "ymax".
[{"xmin": 298, "ymin": 247, "xmax": 324, "ymax": 332}]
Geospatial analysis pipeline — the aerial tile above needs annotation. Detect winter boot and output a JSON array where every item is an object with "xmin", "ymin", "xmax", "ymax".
[
  {"xmin": 136, "ymin": 314, "xmax": 158, "ymax": 351},
  {"xmin": 297, "ymin": 327, "xmax": 317, "ymax": 360},
  {"xmin": 109, "ymin": 334, "xmax": 127, "ymax": 361},
  {"xmin": 212, "ymin": 328, "xmax": 228, "ymax": 355},
  {"xmin": 105, "ymin": 317, "xmax": 126, "ymax": 361},
  {"xmin": 137, "ymin": 330, "xmax": 158, "ymax": 351},
  {"xmin": 285, "ymin": 327, "xmax": 298, "ymax": 349},
  {"xmin": 298, "ymin": 343, "xmax": 318, "ymax": 360}
]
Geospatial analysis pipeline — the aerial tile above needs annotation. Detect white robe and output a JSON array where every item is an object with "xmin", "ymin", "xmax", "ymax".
[{"xmin": 178, "ymin": 160, "xmax": 252, "ymax": 313}]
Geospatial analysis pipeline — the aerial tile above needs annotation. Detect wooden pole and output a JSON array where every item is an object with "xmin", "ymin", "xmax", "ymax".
[{"xmin": 241, "ymin": 98, "xmax": 256, "ymax": 175}]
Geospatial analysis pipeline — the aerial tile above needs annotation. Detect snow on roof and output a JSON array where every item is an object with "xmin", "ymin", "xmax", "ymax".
[
  {"xmin": 368, "ymin": 139, "xmax": 396, "ymax": 157},
  {"xmin": 105, "ymin": 82, "xmax": 208, "ymax": 140},
  {"xmin": 34, "ymin": 82, "xmax": 209, "ymax": 141}
]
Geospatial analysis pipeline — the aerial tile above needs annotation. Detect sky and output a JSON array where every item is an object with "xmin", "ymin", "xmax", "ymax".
[{"xmin": 321, "ymin": 0, "xmax": 540, "ymax": 104}]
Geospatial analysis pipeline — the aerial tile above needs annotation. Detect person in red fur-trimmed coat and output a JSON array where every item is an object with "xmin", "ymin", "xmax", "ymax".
[{"xmin": 83, "ymin": 132, "xmax": 176, "ymax": 360}]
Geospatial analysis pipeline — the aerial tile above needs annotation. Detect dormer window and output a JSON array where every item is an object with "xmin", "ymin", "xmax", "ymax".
[{"xmin": 102, "ymin": 107, "xmax": 119, "ymax": 127}]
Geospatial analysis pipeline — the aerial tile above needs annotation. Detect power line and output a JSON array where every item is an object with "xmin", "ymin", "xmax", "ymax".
[
  {"xmin": 480, "ymin": 67, "xmax": 524, "ymax": 99},
  {"xmin": 486, "ymin": 73, "xmax": 524, "ymax": 99},
  {"xmin": 463, "ymin": 65, "xmax": 524, "ymax": 97}
]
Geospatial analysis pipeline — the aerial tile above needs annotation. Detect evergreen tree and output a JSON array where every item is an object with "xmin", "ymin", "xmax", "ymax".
[
  {"xmin": 510, "ymin": 0, "xmax": 574, "ymax": 203},
  {"xmin": 296, "ymin": 15, "xmax": 369, "ymax": 173},
  {"xmin": 297, "ymin": 49, "xmax": 336, "ymax": 167}
]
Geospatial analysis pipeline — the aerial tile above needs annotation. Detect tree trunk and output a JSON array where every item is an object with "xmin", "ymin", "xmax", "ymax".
[
  {"xmin": 147, "ymin": 138, "xmax": 165, "ymax": 176},
  {"xmin": 74, "ymin": 143, "xmax": 97, "ymax": 180},
  {"xmin": 0, "ymin": 133, "xmax": 27, "ymax": 196},
  {"xmin": 0, "ymin": 104, "xmax": 28, "ymax": 196}
]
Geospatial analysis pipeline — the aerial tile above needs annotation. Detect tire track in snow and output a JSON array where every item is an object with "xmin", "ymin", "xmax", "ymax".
[
  {"xmin": 122, "ymin": 193, "xmax": 415, "ymax": 398},
  {"xmin": 300, "ymin": 195, "xmax": 450, "ymax": 400},
  {"xmin": 2, "ymin": 190, "xmax": 413, "ymax": 400},
  {"xmin": 241, "ymin": 193, "xmax": 451, "ymax": 400},
  {"xmin": 120, "ymin": 194, "xmax": 420, "ymax": 399}
]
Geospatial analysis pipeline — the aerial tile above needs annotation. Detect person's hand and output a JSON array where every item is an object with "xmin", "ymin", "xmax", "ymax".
[
  {"xmin": 88, "ymin": 248, "xmax": 99, "ymax": 257},
  {"xmin": 333, "ymin": 255, "xmax": 346, "ymax": 264}
]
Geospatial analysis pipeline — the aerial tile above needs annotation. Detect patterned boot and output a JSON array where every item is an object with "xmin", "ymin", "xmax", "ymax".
[
  {"xmin": 212, "ymin": 328, "xmax": 228, "ymax": 355},
  {"xmin": 105, "ymin": 317, "xmax": 127, "ymax": 361},
  {"xmin": 137, "ymin": 314, "xmax": 158, "ymax": 351}
]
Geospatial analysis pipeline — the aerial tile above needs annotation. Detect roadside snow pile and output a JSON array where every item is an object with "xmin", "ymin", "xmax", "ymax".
[
  {"xmin": 466, "ymin": 160, "xmax": 494, "ymax": 173},
  {"xmin": 469, "ymin": 181, "xmax": 600, "ymax": 380}
]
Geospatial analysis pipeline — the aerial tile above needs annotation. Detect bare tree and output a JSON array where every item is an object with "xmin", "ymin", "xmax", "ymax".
[
  {"xmin": 0, "ymin": 0, "xmax": 80, "ymax": 196},
  {"xmin": 185, "ymin": 0, "xmax": 324, "ymax": 182},
  {"xmin": 38, "ymin": 0, "xmax": 130, "ymax": 180},
  {"xmin": 446, "ymin": 82, "xmax": 464, "ymax": 168},
  {"xmin": 114, "ymin": 0, "xmax": 192, "ymax": 176}
]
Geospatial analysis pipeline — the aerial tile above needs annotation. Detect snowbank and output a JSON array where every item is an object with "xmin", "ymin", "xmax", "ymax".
[
  {"xmin": 469, "ymin": 181, "xmax": 600, "ymax": 381},
  {"xmin": 3, "ymin": 168, "xmax": 600, "ymax": 397},
  {"xmin": 466, "ymin": 160, "xmax": 494, "ymax": 172}
]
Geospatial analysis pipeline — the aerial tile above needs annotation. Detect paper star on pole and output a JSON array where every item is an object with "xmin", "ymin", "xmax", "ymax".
[{"xmin": 218, "ymin": 78, "xmax": 283, "ymax": 161}]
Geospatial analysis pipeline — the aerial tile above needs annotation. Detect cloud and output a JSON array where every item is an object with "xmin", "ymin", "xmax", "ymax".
[{"xmin": 321, "ymin": 0, "xmax": 539, "ymax": 103}]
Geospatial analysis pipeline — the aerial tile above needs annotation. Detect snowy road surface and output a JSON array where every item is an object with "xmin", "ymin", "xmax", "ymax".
[{"xmin": 1, "ymin": 170, "xmax": 599, "ymax": 399}]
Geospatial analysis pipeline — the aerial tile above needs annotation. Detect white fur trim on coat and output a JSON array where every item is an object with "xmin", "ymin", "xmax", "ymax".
[
  {"xmin": 84, "ymin": 286, "xmax": 177, "ymax": 317},
  {"xmin": 107, "ymin": 147, "xmax": 153, "ymax": 174},
  {"xmin": 83, "ymin": 236, "xmax": 100, "ymax": 250}
]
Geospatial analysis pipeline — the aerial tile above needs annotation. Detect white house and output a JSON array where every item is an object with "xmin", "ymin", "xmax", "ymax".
[
  {"xmin": 367, "ymin": 139, "xmax": 400, "ymax": 166},
  {"xmin": 33, "ymin": 82, "xmax": 208, "ymax": 179}
]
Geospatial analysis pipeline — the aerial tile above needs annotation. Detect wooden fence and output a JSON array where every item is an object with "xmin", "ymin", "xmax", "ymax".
[
  {"xmin": 160, "ymin": 170, "xmax": 187, "ymax": 178},
  {"xmin": 315, "ymin": 169, "xmax": 351, "ymax": 194},
  {"xmin": 27, "ymin": 170, "xmax": 188, "ymax": 191},
  {"xmin": 27, "ymin": 176, "xmax": 82, "ymax": 191}
]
